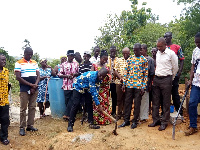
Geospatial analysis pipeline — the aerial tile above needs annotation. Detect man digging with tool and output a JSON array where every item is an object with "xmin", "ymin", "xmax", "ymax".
[{"xmin": 67, "ymin": 67, "xmax": 109, "ymax": 132}]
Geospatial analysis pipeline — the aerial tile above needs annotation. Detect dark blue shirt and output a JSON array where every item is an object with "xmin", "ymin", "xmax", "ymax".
[{"xmin": 73, "ymin": 71, "xmax": 100, "ymax": 105}]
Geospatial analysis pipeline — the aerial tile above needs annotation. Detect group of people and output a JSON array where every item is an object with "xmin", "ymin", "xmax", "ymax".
[{"xmin": 0, "ymin": 31, "xmax": 200, "ymax": 145}]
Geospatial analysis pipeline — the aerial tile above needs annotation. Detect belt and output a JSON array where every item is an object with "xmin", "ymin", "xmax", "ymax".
[{"xmin": 155, "ymin": 75, "xmax": 171, "ymax": 79}]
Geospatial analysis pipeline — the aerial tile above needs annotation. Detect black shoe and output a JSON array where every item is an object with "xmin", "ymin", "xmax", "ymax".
[
  {"xmin": 148, "ymin": 121, "xmax": 161, "ymax": 127},
  {"xmin": 67, "ymin": 126, "xmax": 73, "ymax": 132},
  {"xmin": 26, "ymin": 126, "xmax": 38, "ymax": 131},
  {"xmin": 19, "ymin": 128, "xmax": 25, "ymax": 136},
  {"xmin": 118, "ymin": 121, "xmax": 130, "ymax": 128},
  {"xmin": 1, "ymin": 139, "xmax": 9, "ymax": 145},
  {"xmin": 131, "ymin": 122, "xmax": 137, "ymax": 129},
  {"xmin": 158, "ymin": 124, "xmax": 168, "ymax": 131}
]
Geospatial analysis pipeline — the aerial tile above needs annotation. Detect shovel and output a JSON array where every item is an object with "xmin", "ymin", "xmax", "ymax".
[{"xmin": 172, "ymin": 85, "xmax": 190, "ymax": 140}]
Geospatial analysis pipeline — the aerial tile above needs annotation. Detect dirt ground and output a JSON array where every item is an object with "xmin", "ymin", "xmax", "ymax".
[{"xmin": 1, "ymin": 85, "xmax": 200, "ymax": 150}]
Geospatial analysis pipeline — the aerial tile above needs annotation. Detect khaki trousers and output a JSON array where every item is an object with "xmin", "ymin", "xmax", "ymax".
[{"xmin": 20, "ymin": 91, "xmax": 38, "ymax": 128}]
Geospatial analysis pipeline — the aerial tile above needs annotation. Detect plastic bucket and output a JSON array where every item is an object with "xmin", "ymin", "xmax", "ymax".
[
  {"xmin": 48, "ymin": 77, "xmax": 66, "ymax": 118},
  {"xmin": 170, "ymin": 105, "xmax": 174, "ymax": 113}
]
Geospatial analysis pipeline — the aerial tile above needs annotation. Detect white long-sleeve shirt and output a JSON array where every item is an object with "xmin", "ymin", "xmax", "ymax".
[{"xmin": 155, "ymin": 48, "xmax": 178, "ymax": 80}]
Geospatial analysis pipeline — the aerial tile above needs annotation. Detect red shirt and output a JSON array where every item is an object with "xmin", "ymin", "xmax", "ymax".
[{"xmin": 167, "ymin": 44, "xmax": 185, "ymax": 60}]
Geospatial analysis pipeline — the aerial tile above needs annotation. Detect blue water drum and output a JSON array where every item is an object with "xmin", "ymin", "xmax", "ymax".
[{"xmin": 48, "ymin": 77, "xmax": 66, "ymax": 118}]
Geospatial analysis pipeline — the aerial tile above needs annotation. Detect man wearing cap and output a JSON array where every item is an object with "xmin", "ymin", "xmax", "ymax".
[{"xmin": 58, "ymin": 50, "xmax": 79, "ymax": 121}]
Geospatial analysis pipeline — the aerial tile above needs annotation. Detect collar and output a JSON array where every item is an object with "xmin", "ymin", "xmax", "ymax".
[
  {"xmin": 159, "ymin": 48, "xmax": 169, "ymax": 54},
  {"xmin": 23, "ymin": 57, "xmax": 33, "ymax": 62}
]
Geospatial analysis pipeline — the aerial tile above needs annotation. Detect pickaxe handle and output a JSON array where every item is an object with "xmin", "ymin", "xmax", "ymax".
[{"xmin": 102, "ymin": 110, "xmax": 117, "ymax": 123}]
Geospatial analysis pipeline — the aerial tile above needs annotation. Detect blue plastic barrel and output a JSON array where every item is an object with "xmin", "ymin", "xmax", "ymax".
[{"xmin": 48, "ymin": 77, "xmax": 66, "ymax": 118}]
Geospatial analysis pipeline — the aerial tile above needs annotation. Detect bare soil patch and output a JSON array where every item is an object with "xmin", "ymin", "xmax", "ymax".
[{"xmin": 1, "ymin": 87, "xmax": 200, "ymax": 150}]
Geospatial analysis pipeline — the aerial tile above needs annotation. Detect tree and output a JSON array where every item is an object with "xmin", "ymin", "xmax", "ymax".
[
  {"xmin": 0, "ymin": 47, "xmax": 16, "ymax": 71},
  {"xmin": 22, "ymin": 39, "xmax": 31, "ymax": 50},
  {"xmin": 32, "ymin": 52, "xmax": 40, "ymax": 64},
  {"xmin": 94, "ymin": 0, "xmax": 158, "ymax": 54},
  {"xmin": 134, "ymin": 23, "xmax": 168, "ymax": 53},
  {"xmin": 47, "ymin": 59, "xmax": 60, "ymax": 69},
  {"xmin": 171, "ymin": 0, "xmax": 200, "ymax": 82}
]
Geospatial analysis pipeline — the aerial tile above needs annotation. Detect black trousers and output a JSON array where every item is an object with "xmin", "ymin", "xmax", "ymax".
[
  {"xmin": 116, "ymin": 84, "xmax": 125, "ymax": 117},
  {"xmin": 64, "ymin": 90, "xmax": 73, "ymax": 117},
  {"xmin": 152, "ymin": 76, "xmax": 172, "ymax": 125},
  {"xmin": 68, "ymin": 90, "xmax": 93, "ymax": 126},
  {"xmin": 0, "ymin": 105, "xmax": 10, "ymax": 141},
  {"xmin": 110, "ymin": 83, "xmax": 117, "ymax": 115},
  {"xmin": 172, "ymin": 76, "xmax": 183, "ymax": 115},
  {"xmin": 124, "ymin": 88, "xmax": 142, "ymax": 123}
]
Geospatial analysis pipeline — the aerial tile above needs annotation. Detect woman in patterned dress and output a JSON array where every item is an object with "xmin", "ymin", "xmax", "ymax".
[
  {"xmin": 37, "ymin": 59, "xmax": 56, "ymax": 118},
  {"xmin": 91, "ymin": 50, "xmax": 112, "ymax": 125}
]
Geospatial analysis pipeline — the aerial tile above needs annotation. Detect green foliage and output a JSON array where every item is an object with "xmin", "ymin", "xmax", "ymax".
[
  {"xmin": 134, "ymin": 23, "xmax": 168, "ymax": 53},
  {"xmin": 47, "ymin": 59, "xmax": 60, "ymax": 69},
  {"xmin": 94, "ymin": 0, "xmax": 200, "ymax": 84},
  {"xmin": 94, "ymin": 0, "xmax": 158, "ymax": 55},
  {"xmin": 32, "ymin": 52, "xmax": 40, "ymax": 64},
  {"xmin": 22, "ymin": 39, "xmax": 31, "ymax": 50},
  {"xmin": 9, "ymin": 71, "xmax": 20, "ymax": 94},
  {"xmin": 0, "ymin": 48, "xmax": 16, "ymax": 71}
]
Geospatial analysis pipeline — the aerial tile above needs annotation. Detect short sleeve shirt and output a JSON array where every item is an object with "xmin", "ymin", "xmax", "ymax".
[
  {"xmin": 90, "ymin": 56, "xmax": 100, "ymax": 65},
  {"xmin": 0, "ymin": 67, "xmax": 9, "ymax": 106},
  {"xmin": 191, "ymin": 47, "xmax": 200, "ymax": 87},
  {"xmin": 14, "ymin": 58, "xmax": 39, "ymax": 92},
  {"xmin": 58, "ymin": 61, "xmax": 79, "ymax": 90},
  {"xmin": 167, "ymin": 44, "xmax": 185, "ymax": 60},
  {"xmin": 114, "ymin": 57, "xmax": 128, "ymax": 84}
]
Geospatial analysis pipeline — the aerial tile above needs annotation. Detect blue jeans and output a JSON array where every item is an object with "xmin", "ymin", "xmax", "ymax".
[{"xmin": 189, "ymin": 85, "xmax": 200, "ymax": 128}]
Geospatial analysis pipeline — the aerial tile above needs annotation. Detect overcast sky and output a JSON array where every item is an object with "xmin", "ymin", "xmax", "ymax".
[{"xmin": 0, "ymin": 0, "xmax": 186, "ymax": 59}]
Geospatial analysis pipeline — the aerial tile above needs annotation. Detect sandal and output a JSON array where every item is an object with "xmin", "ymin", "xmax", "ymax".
[
  {"xmin": 2, "ymin": 139, "xmax": 9, "ymax": 145},
  {"xmin": 89, "ymin": 124, "xmax": 100, "ymax": 129}
]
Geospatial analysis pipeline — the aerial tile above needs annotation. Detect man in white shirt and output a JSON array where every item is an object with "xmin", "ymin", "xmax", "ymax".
[
  {"xmin": 148, "ymin": 38, "xmax": 178, "ymax": 131},
  {"xmin": 90, "ymin": 46, "xmax": 100, "ymax": 64},
  {"xmin": 185, "ymin": 32, "xmax": 200, "ymax": 136}
]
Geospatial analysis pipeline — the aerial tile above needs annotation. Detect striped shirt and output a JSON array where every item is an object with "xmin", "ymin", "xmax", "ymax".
[
  {"xmin": 14, "ymin": 58, "xmax": 39, "ymax": 77},
  {"xmin": 123, "ymin": 55, "xmax": 148, "ymax": 89},
  {"xmin": 14, "ymin": 58, "xmax": 39, "ymax": 92},
  {"xmin": 108, "ymin": 56, "xmax": 118, "ymax": 83},
  {"xmin": 79, "ymin": 62, "xmax": 92, "ymax": 75}
]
